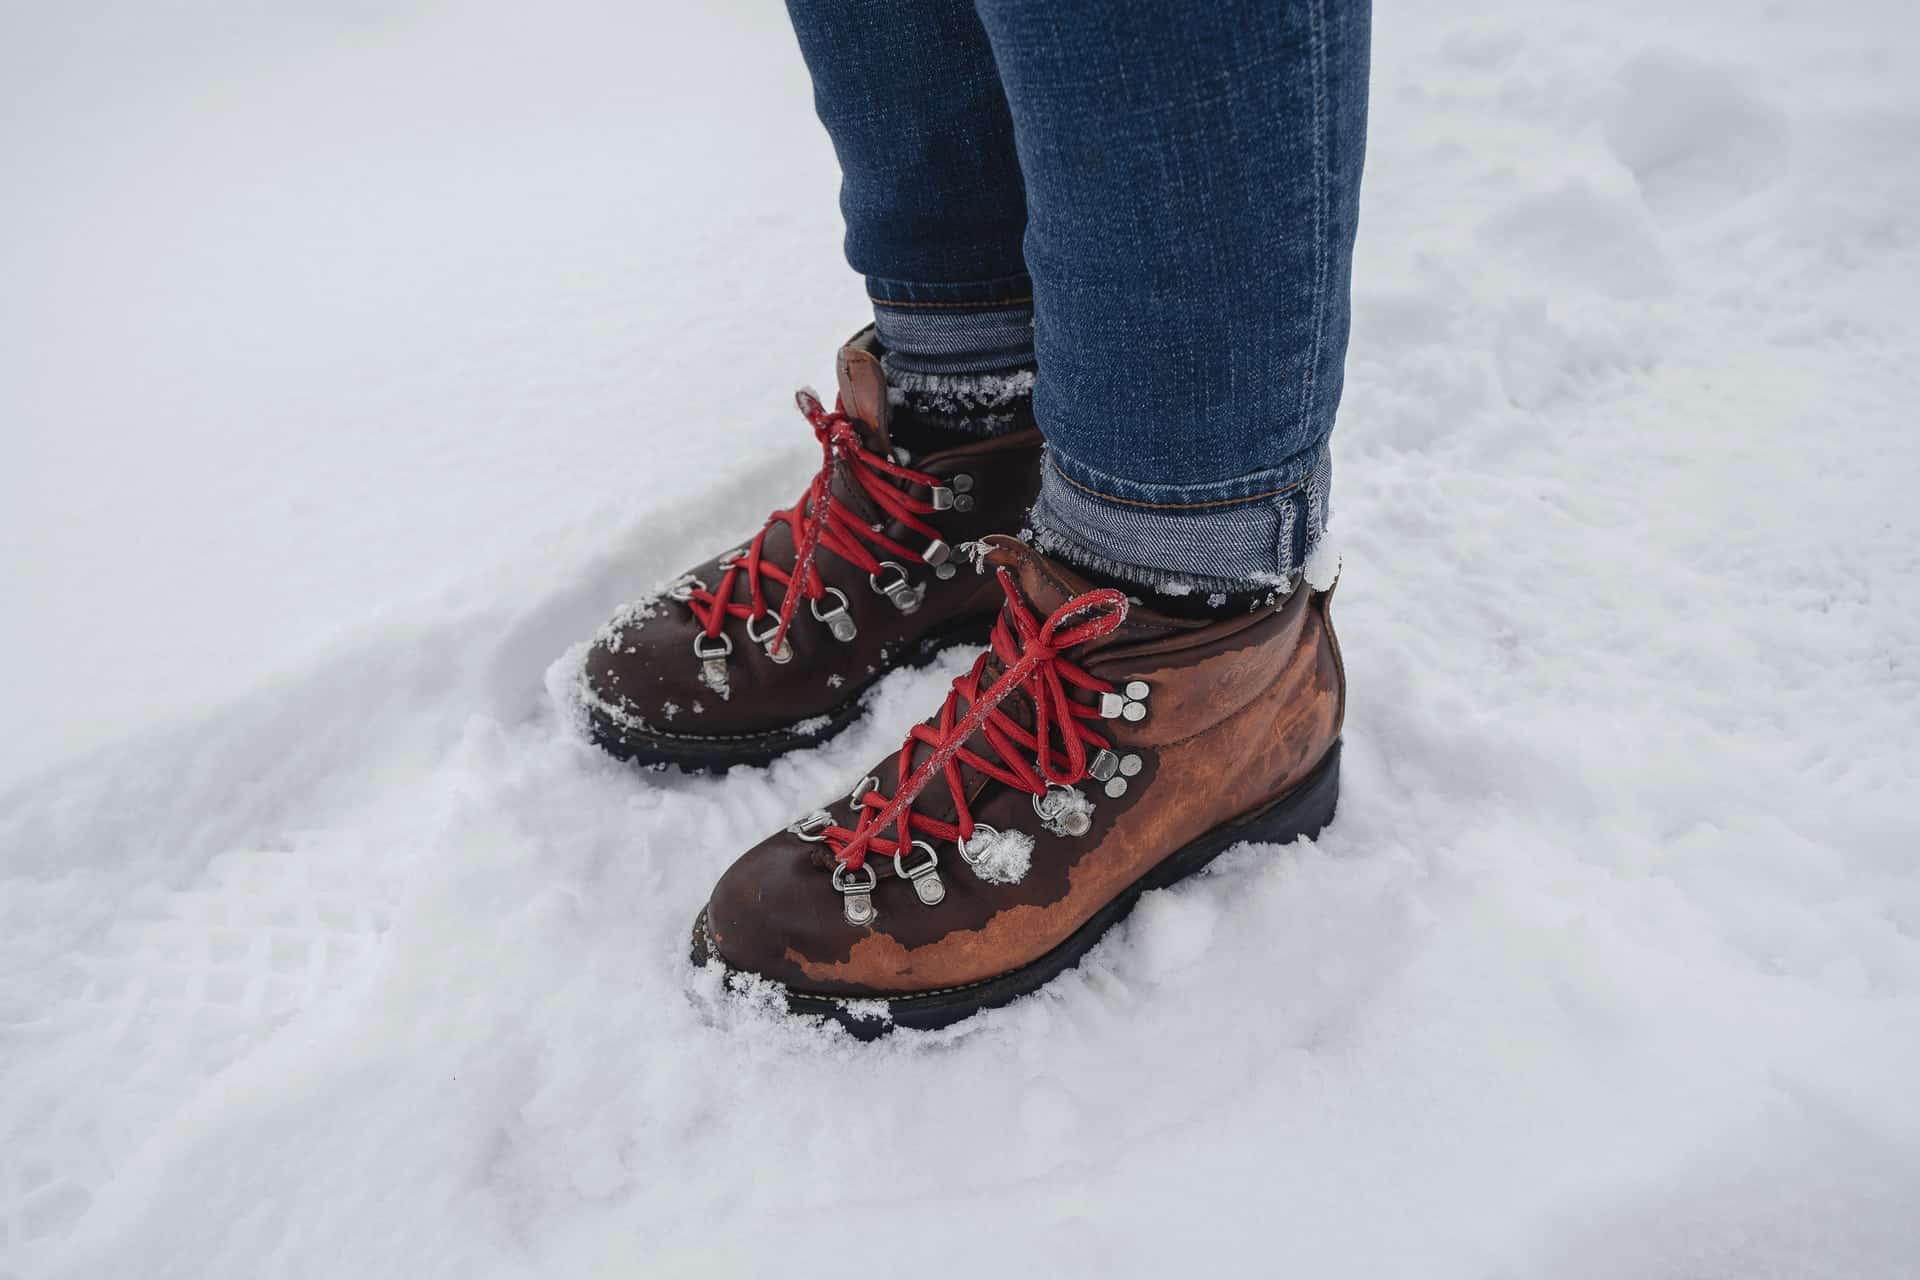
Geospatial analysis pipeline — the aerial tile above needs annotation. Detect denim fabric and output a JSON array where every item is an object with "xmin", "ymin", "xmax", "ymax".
[
  {"xmin": 783, "ymin": 0, "xmax": 1030, "ymax": 306},
  {"xmin": 1036, "ymin": 442, "xmax": 1333, "ymax": 594},
  {"xmin": 784, "ymin": 0, "xmax": 1370, "ymax": 586},
  {"xmin": 872, "ymin": 302, "xmax": 1035, "ymax": 375}
]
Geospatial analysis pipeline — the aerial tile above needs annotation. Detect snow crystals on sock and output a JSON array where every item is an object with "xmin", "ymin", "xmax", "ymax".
[{"xmin": 885, "ymin": 365, "xmax": 1034, "ymax": 416}]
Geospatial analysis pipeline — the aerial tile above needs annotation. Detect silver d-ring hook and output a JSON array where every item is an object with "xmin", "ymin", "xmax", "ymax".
[
  {"xmin": 922, "ymin": 538, "xmax": 957, "ymax": 581},
  {"xmin": 1033, "ymin": 783, "xmax": 1093, "ymax": 837},
  {"xmin": 787, "ymin": 810, "xmax": 832, "ymax": 842},
  {"xmin": 892, "ymin": 839, "xmax": 946, "ymax": 906},
  {"xmin": 692, "ymin": 631, "xmax": 732, "ymax": 696},
  {"xmin": 868, "ymin": 561, "xmax": 925, "ymax": 615},
  {"xmin": 831, "ymin": 860, "xmax": 879, "ymax": 926},
  {"xmin": 956, "ymin": 823, "xmax": 999, "ymax": 867},
  {"xmin": 809, "ymin": 586, "xmax": 858, "ymax": 642},
  {"xmin": 744, "ymin": 611, "xmax": 793, "ymax": 664}
]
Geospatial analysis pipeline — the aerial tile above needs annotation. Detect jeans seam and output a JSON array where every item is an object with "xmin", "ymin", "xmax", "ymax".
[
  {"xmin": 1047, "ymin": 454, "xmax": 1316, "ymax": 512},
  {"xmin": 869, "ymin": 295, "xmax": 1034, "ymax": 310},
  {"xmin": 1299, "ymin": 0, "xmax": 1331, "ymax": 454}
]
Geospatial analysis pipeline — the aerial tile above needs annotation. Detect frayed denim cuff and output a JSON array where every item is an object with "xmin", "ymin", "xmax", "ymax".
[{"xmin": 1032, "ymin": 442, "xmax": 1332, "ymax": 593}]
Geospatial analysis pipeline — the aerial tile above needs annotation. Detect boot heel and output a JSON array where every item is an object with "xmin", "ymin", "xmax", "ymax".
[
  {"xmin": 1233, "ymin": 739, "xmax": 1341, "ymax": 847},
  {"xmin": 1138, "ymin": 741, "xmax": 1341, "ymax": 896}
]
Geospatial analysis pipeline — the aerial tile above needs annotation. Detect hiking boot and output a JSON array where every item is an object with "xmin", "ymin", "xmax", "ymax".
[
  {"xmin": 573, "ymin": 330, "xmax": 1042, "ymax": 770},
  {"xmin": 691, "ymin": 534, "xmax": 1346, "ymax": 1035}
]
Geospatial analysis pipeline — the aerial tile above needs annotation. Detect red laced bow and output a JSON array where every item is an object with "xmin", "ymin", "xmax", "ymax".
[
  {"xmin": 825, "ymin": 569, "xmax": 1130, "ymax": 873},
  {"xmin": 685, "ymin": 390, "xmax": 944, "ymax": 652}
]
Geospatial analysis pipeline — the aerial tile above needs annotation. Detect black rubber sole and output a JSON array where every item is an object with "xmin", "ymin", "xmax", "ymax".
[
  {"xmin": 696, "ymin": 740, "xmax": 1342, "ymax": 1038},
  {"xmin": 587, "ymin": 615, "xmax": 994, "ymax": 773}
]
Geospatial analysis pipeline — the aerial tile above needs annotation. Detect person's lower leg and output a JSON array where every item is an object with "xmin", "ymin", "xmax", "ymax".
[
  {"xmin": 785, "ymin": 0, "xmax": 1036, "ymax": 449},
  {"xmin": 971, "ymin": 0, "xmax": 1371, "ymax": 602}
]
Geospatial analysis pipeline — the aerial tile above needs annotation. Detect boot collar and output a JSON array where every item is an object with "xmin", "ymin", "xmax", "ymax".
[{"xmin": 975, "ymin": 534, "xmax": 1208, "ymax": 652}]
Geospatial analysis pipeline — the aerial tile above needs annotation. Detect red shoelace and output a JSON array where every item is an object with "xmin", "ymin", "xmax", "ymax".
[
  {"xmin": 825, "ymin": 568, "xmax": 1130, "ymax": 873},
  {"xmin": 685, "ymin": 390, "xmax": 944, "ymax": 652}
]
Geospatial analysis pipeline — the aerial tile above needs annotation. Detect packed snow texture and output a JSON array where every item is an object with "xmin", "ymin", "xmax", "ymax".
[{"xmin": 4, "ymin": 1, "xmax": 1920, "ymax": 1277}]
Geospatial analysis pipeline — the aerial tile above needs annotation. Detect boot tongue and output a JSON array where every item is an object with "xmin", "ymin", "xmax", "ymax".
[
  {"xmin": 834, "ymin": 328, "xmax": 892, "ymax": 457},
  {"xmin": 976, "ymin": 534, "xmax": 1204, "ymax": 651},
  {"xmin": 816, "ymin": 328, "xmax": 897, "ymax": 526}
]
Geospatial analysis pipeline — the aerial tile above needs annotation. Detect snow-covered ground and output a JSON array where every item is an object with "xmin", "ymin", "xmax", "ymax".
[{"xmin": 4, "ymin": 0, "xmax": 1918, "ymax": 1275}]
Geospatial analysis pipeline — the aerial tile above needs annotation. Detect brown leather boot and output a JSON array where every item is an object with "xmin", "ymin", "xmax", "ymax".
[
  {"xmin": 574, "ymin": 331, "xmax": 1041, "ymax": 770},
  {"xmin": 691, "ymin": 535, "xmax": 1346, "ymax": 1036}
]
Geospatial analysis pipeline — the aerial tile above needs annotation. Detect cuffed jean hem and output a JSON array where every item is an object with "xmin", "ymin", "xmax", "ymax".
[
  {"xmin": 865, "ymin": 272, "xmax": 1032, "ymax": 309},
  {"xmin": 872, "ymin": 281, "xmax": 1035, "ymax": 376},
  {"xmin": 1031, "ymin": 442, "xmax": 1333, "ymax": 593}
]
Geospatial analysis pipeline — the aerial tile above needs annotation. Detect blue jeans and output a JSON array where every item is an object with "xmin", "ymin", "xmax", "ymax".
[{"xmin": 786, "ymin": 0, "xmax": 1370, "ymax": 589}]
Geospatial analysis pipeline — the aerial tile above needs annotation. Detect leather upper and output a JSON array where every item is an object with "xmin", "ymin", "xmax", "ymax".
[
  {"xmin": 579, "ymin": 332, "xmax": 1042, "ymax": 745},
  {"xmin": 704, "ymin": 536, "xmax": 1346, "ymax": 996}
]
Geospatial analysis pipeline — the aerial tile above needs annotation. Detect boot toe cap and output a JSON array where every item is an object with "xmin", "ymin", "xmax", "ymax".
[{"xmin": 702, "ymin": 834, "xmax": 863, "ymax": 991}]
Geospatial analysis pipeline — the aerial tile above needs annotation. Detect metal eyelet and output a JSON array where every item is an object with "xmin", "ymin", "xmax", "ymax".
[
  {"xmin": 666, "ymin": 573, "xmax": 705, "ymax": 603},
  {"xmin": 809, "ymin": 587, "xmax": 857, "ymax": 642},
  {"xmin": 744, "ymin": 612, "xmax": 793, "ymax": 664},
  {"xmin": 893, "ymin": 840, "xmax": 946, "ymax": 906},
  {"xmin": 868, "ymin": 561, "xmax": 925, "ymax": 615},
  {"xmin": 1033, "ymin": 783, "xmax": 1092, "ymax": 837},
  {"xmin": 831, "ymin": 860, "xmax": 879, "ymax": 926},
  {"xmin": 850, "ymin": 774, "xmax": 880, "ymax": 805},
  {"xmin": 717, "ymin": 547, "xmax": 748, "ymax": 567},
  {"xmin": 1099, "ymin": 680, "xmax": 1151, "ymax": 722},
  {"xmin": 952, "ymin": 472, "xmax": 976, "ymax": 513},
  {"xmin": 787, "ymin": 810, "xmax": 832, "ymax": 841},
  {"xmin": 923, "ymin": 538, "xmax": 958, "ymax": 581},
  {"xmin": 1098, "ymin": 752, "xmax": 1144, "ymax": 798}
]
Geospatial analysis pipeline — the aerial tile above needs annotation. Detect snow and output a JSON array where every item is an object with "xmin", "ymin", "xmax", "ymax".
[
  {"xmin": 1036, "ymin": 784, "xmax": 1098, "ymax": 837},
  {"xmin": 787, "ymin": 714, "xmax": 835, "ymax": 738},
  {"xmin": 961, "ymin": 825, "xmax": 1036, "ymax": 885},
  {"xmin": 4, "ymin": 0, "xmax": 1919, "ymax": 1277},
  {"xmin": 884, "ymin": 365, "xmax": 1036, "ymax": 426}
]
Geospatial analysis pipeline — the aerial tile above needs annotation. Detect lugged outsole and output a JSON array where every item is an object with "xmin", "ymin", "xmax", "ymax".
[{"xmin": 693, "ymin": 740, "xmax": 1342, "ymax": 1037}]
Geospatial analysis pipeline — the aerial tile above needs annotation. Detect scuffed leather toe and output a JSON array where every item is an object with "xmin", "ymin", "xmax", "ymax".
[{"xmin": 702, "ymin": 832, "xmax": 871, "ymax": 993}]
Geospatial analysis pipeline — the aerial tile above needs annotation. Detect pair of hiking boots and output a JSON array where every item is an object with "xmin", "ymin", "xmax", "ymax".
[{"xmin": 573, "ymin": 331, "xmax": 1345, "ymax": 1036}]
